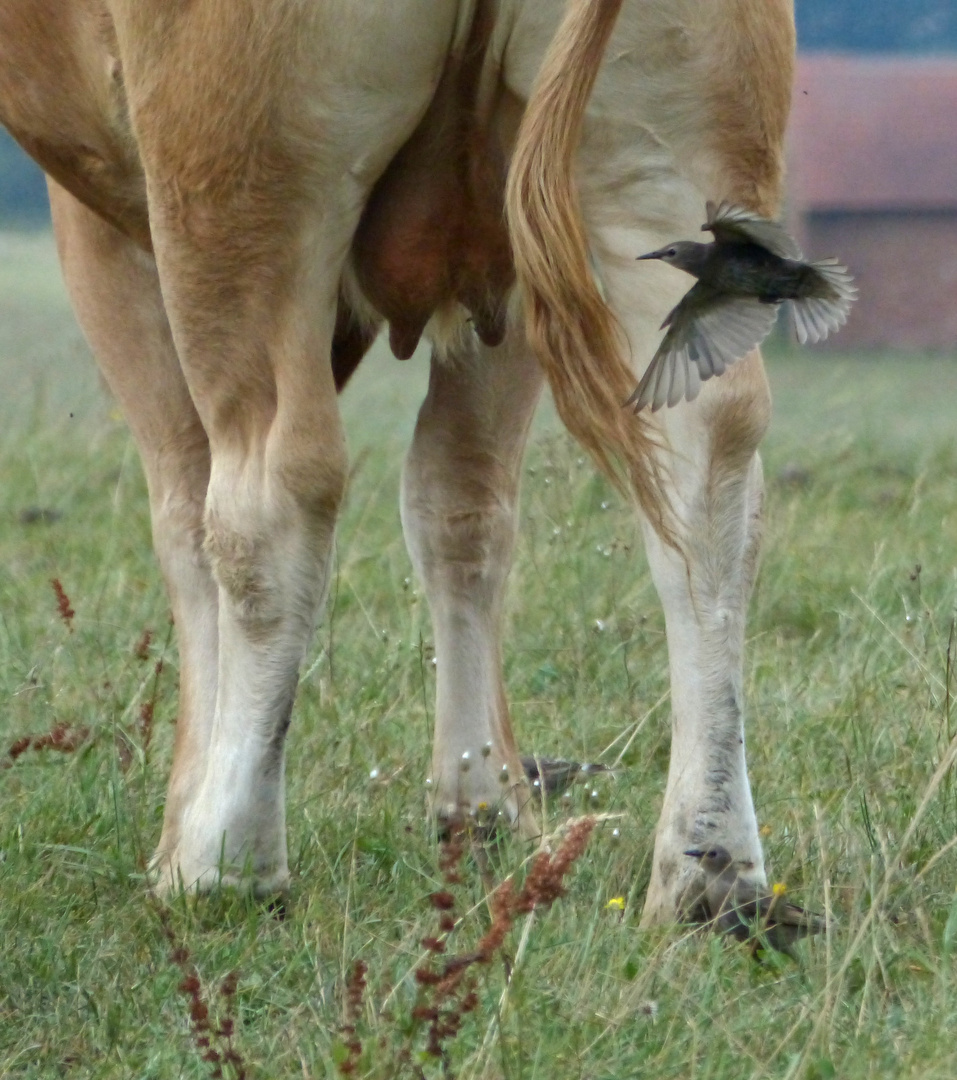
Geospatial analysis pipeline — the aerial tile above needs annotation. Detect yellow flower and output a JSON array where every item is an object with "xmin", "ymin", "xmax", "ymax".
[
  {"xmin": 606, "ymin": 896, "xmax": 626, "ymax": 910},
  {"xmin": 772, "ymin": 882, "xmax": 787, "ymax": 897},
  {"xmin": 759, "ymin": 824, "xmax": 772, "ymax": 837}
]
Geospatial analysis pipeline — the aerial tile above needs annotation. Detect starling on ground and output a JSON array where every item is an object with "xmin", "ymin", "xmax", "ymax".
[
  {"xmin": 520, "ymin": 755, "xmax": 612, "ymax": 795},
  {"xmin": 684, "ymin": 845, "xmax": 827, "ymax": 953},
  {"xmin": 627, "ymin": 201, "xmax": 857, "ymax": 412}
]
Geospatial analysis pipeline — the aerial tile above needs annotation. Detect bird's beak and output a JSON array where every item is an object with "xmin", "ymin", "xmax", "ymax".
[
  {"xmin": 684, "ymin": 849, "xmax": 705, "ymax": 859},
  {"xmin": 636, "ymin": 249, "xmax": 664, "ymax": 261}
]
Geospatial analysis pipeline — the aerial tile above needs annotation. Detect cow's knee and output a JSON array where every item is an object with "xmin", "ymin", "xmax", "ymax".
[
  {"xmin": 404, "ymin": 487, "xmax": 515, "ymax": 600},
  {"xmin": 204, "ymin": 426, "xmax": 347, "ymax": 624},
  {"xmin": 702, "ymin": 355, "xmax": 772, "ymax": 479}
]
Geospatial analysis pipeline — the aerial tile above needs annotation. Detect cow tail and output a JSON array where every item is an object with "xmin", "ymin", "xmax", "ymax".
[{"xmin": 504, "ymin": 0, "xmax": 675, "ymax": 546}]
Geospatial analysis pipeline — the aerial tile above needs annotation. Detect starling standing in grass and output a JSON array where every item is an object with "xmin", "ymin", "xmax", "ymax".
[
  {"xmin": 520, "ymin": 755, "xmax": 612, "ymax": 795},
  {"xmin": 684, "ymin": 845, "xmax": 827, "ymax": 953},
  {"xmin": 627, "ymin": 201, "xmax": 857, "ymax": 412}
]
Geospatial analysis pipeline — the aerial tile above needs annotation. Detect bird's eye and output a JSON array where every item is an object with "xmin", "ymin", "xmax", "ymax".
[{"xmin": 666, "ymin": 248, "xmax": 677, "ymax": 258}]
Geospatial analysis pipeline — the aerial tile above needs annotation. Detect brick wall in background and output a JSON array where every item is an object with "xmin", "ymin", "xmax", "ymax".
[{"xmin": 788, "ymin": 54, "xmax": 957, "ymax": 349}]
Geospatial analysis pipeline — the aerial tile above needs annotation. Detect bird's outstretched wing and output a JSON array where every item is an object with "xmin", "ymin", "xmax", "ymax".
[
  {"xmin": 789, "ymin": 258, "xmax": 858, "ymax": 344},
  {"xmin": 626, "ymin": 285, "xmax": 779, "ymax": 412},
  {"xmin": 704, "ymin": 201, "xmax": 803, "ymax": 260}
]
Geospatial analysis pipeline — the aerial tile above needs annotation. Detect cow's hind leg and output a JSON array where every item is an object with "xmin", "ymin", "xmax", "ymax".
[
  {"xmin": 641, "ymin": 358, "xmax": 771, "ymax": 923},
  {"xmin": 47, "ymin": 181, "xmax": 220, "ymax": 880},
  {"xmin": 402, "ymin": 329, "xmax": 543, "ymax": 833},
  {"xmin": 590, "ymin": 208, "xmax": 772, "ymax": 922}
]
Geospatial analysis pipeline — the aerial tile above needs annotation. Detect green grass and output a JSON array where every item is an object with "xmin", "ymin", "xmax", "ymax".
[{"xmin": 2, "ymin": 233, "xmax": 957, "ymax": 1079}]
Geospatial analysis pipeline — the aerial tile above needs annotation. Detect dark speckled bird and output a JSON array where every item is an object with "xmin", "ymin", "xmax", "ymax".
[
  {"xmin": 520, "ymin": 755, "xmax": 612, "ymax": 795},
  {"xmin": 627, "ymin": 202, "xmax": 857, "ymax": 412},
  {"xmin": 685, "ymin": 845, "xmax": 827, "ymax": 953}
]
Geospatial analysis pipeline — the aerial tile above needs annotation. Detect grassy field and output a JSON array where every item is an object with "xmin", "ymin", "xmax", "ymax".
[{"xmin": 2, "ymin": 230, "xmax": 957, "ymax": 1079}]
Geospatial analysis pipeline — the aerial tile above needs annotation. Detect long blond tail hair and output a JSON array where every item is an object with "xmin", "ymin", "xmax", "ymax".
[{"xmin": 505, "ymin": 0, "xmax": 673, "ymax": 543}]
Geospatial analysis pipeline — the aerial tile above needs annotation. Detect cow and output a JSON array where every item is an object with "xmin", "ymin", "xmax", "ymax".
[{"xmin": 0, "ymin": 0, "xmax": 795, "ymax": 925}]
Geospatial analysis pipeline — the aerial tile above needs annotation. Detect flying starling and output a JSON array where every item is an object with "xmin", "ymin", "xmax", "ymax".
[
  {"xmin": 627, "ymin": 201, "xmax": 857, "ymax": 412},
  {"xmin": 684, "ymin": 845, "xmax": 827, "ymax": 952}
]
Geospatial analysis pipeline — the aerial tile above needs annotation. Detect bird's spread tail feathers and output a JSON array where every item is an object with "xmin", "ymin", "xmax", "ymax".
[{"xmin": 789, "ymin": 259, "xmax": 857, "ymax": 345}]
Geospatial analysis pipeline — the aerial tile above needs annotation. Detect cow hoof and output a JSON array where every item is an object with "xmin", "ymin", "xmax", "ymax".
[
  {"xmin": 433, "ymin": 793, "xmax": 539, "ymax": 842},
  {"xmin": 148, "ymin": 850, "xmax": 290, "ymax": 898},
  {"xmin": 639, "ymin": 856, "xmax": 711, "ymax": 928},
  {"xmin": 431, "ymin": 786, "xmax": 540, "ymax": 843}
]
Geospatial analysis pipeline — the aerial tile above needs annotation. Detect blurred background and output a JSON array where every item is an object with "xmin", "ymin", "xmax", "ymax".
[
  {"xmin": 0, "ymin": 126, "xmax": 47, "ymax": 229},
  {"xmin": 791, "ymin": 1, "xmax": 957, "ymax": 349}
]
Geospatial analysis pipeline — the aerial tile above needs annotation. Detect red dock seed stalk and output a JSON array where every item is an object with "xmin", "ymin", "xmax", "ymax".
[
  {"xmin": 6, "ymin": 736, "xmax": 31, "ymax": 761},
  {"xmin": 4, "ymin": 721, "xmax": 90, "ymax": 769},
  {"xmin": 134, "ymin": 628, "xmax": 153, "ymax": 660},
  {"xmin": 51, "ymin": 578, "xmax": 75, "ymax": 630},
  {"xmin": 158, "ymin": 908, "xmax": 247, "ymax": 1079},
  {"xmin": 337, "ymin": 818, "xmax": 596, "ymax": 1078},
  {"xmin": 337, "ymin": 960, "xmax": 368, "ymax": 1076},
  {"xmin": 116, "ymin": 638, "xmax": 166, "ymax": 772},
  {"xmin": 137, "ymin": 701, "xmax": 155, "ymax": 754},
  {"xmin": 437, "ymin": 828, "xmax": 465, "ymax": 885},
  {"xmin": 411, "ymin": 819, "xmax": 595, "ymax": 1075},
  {"xmin": 513, "ymin": 817, "xmax": 595, "ymax": 913},
  {"xmin": 129, "ymin": 646, "xmax": 167, "ymax": 768}
]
